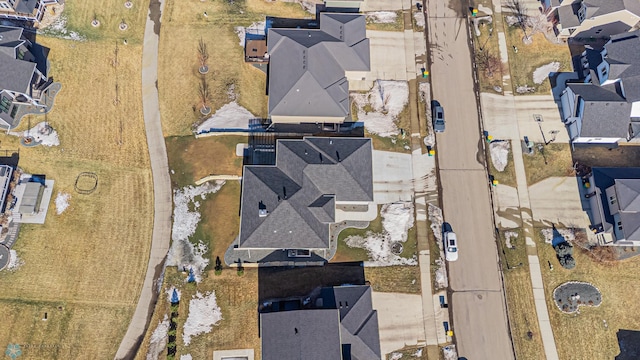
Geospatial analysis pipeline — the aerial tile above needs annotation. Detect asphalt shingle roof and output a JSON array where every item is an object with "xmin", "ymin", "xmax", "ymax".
[
  {"xmin": 592, "ymin": 168, "xmax": 640, "ymax": 241},
  {"xmin": 262, "ymin": 285, "xmax": 381, "ymax": 360},
  {"xmin": 568, "ymin": 83, "xmax": 632, "ymax": 138},
  {"xmin": 239, "ymin": 137, "xmax": 373, "ymax": 249},
  {"xmin": 267, "ymin": 13, "xmax": 370, "ymax": 119},
  {"xmin": 0, "ymin": 26, "xmax": 36, "ymax": 94}
]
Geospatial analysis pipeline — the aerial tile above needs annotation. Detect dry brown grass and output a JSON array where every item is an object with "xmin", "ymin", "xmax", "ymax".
[
  {"xmin": 166, "ymin": 135, "xmax": 246, "ymax": 187},
  {"xmin": 534, "ymin": 228, "xmax": 640, "ymax": 359},
  {"xmin": 158, "ymin": 0, "xmax": 310, "ymax": 136},
  {"xmin": 522, "ymin": 143, "xmax": 574, "ymax": 185},
  {"xmin": 63, "ymin": 0, "xmax": 150, "ymax": 43},
  {"xmin": 487, "ymin": 141, "xmax": 518, "ymax": 188},
  {"xmin": 505, "ymin": 25, "xmax": 572, "ymax": 95},
  {"xmin": 135, "ymin": 266, "xmax": 261, "ymax": 360},
  {"xmin": 364, "ymin": 266, "xmax": 421, "ymax": 294},
  {"xmin": 366, "ymin": 11, "xmax": 405, "ymax": 32},
  {"xmin": 0, "ymin": 34, "xmax": 151, "ymax": 359}
]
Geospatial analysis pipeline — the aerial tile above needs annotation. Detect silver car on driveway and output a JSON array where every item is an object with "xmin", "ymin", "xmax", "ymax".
[{"xmin": 444, "ymin": 231, "xmax": 458, "ymax": 261}]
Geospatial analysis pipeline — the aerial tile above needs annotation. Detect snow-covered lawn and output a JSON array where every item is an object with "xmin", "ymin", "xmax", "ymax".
[
  {"xmin": 366, "ymin": 11, "xmax": 398, "ymax": 24},
  {"xmin": 7, "ymin": 249, "xmax": 23, "ymax": 271},
  {"xmin": 39, "ymin": 14, "xmax": 85, "ymax": 41},
  {"xmin": 55, "ymin": 192, "xmax": 70, "ymax": 215},
  {"xmin": 183, "ymin": 291, "xmax": 223, "ymax": 346},
  {"xmin": 541, "ymin": 228, "xmax": 575, "ymax": 244},
  {"xmin": 196, "ymin": 102, "xmax": 255, "ymax": 134},
  {"xmin": 428, "ymin": 204, "xmax": 448, "ymax": 289},
  {"xmin": 166, "ymin": 182, "xmax": 224, "ymax": 282},
  {"xmin": 352, "ymin": 80, "xmax": 409, "ymax": 137},
  {"xmin": 345, "ymin": 202, "xmax": 417, "ymax": 266},
  {"xmin": 180, "ymin": 355, "xmax": 193, "ymax": 360},
  {"xmin": 414, "ymin": 11, "xmax": 425, "ymax": 28},
  {"xmin": 146, "ymin": 315, "xmax": 169, "ymax": 360},
  {"xmin": 490, "ymin": 141, "xmax": 510, "ymax": 172},
  {"xmin": 9, "ymin": 122, "xmax": 60, "ymax": 146},
  {"xmin": 533, "ymin": 62, "xmax": 560, "ymax": 84}
]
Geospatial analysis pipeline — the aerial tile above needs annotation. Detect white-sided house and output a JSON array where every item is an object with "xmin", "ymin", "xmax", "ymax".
[
  {"xmin": 0, "ymin": 0, "xmax": 58, "ymax": 25},
  {"xmin": 551, "ymin": 0, "xmax": 640, "ymax": 41},
  {"xmin": 228, "ymin": 137, "xmax": 375, "ymax": 264},
  {"xmin": 267, "ymin": 12, "xmax": 370, "ymax": 125}
]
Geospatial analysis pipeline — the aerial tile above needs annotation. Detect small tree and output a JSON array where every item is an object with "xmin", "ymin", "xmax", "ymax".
[
  {"xmin": 197, "ymin": 38, "xmax": 209, "ymax": 74},
  {"xmin": 475, "ymin": 50, "xmax": 502, "ymax": 78},
  {"xmin": 197, "ymin": 76, "xmax": 212, "ymax": 115},
  {"xmin": 505, "ymin": 0, "xmax": 531, "ymax": 42}
]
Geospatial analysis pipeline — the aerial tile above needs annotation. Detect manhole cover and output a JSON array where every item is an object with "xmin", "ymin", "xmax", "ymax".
[{"xmin": 390, "ymin": 242, "xmax": 403, "ymax": 255}]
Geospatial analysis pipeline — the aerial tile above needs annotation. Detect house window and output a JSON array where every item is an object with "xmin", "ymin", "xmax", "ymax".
[
  {"xmin": 609, "ymin": 196, "xmax": 617, "ymax": 205},
  {"xmin": 0, "ymin": 3, "xmax": 10, "ymax": 9},
  {"xmin": 0, "ymin": 97, "xmax": 10, "ymax": 113},
  {"xmin": 618, "ymin": 221, "xmax": 623, "ymax": 231},
  {"xmin": 595, "ymin": 29, "xmax": 602, "ymax": 35},
  {"xmin": 10, "ymin": 105, "xmax": 18, "ymax": 119},
  {"xmin": 17, "ymin": 49, "xmax": 25, "ymax": 60},
  {"xmin": 601, "ymin": 67, "xmax": 607, "ymax": 77},
  {"xmin": 577, "ymin": 4, "xmax": 587, "ymax": 22}
]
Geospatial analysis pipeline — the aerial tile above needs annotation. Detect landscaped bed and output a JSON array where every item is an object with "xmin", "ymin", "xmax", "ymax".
[{"xmin": 553, "ymin": 281, "xmax": 602, "ymax": 314}]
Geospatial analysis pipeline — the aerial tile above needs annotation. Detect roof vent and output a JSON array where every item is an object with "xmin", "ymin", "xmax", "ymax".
[
  {"xmin": 259, "ymin": 209, "xmax": 268, "ymax": 217},
  {"xmin": 304, "ymin": 149, "xmax": 308, "ymax": 155},
  {"xmin": 329, "ymin": 140, "xmax": 333, "ymax": 145}
]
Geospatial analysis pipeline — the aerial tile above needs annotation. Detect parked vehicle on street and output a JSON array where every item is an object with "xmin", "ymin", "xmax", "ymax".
[
  {"xmin": 431, "ymin": 100, "xmax": 445, "ymax": 132},
  {"xmin": 444, "ymin": 231, "xmax": 458, "ymax": 261}
]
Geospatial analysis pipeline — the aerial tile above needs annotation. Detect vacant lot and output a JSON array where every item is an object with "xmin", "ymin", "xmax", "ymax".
[
  {"xmin": 63, "ymin": 0, "xmax": 149, "ymax": 43},
  {"xmin": 166, "ymin": 135, "xmax": 246, "ymax": 187},
  {"xmin": 157, "ymin": 0, "xmax": 310, "ymax": 136},
  {"xmin": 522, "ymin": 143, "xmax": 574, "ymax": 185},
  {"xmin": 535, "ymin": 228, "xmax": 640, "ymax": 359},
  {"xmin": 0, "ymin": 29, "xmax": 151, "ymax": 360},
  {"xmin": 365, "ymin": 266, "xmax": 421, "ymax": 294}
]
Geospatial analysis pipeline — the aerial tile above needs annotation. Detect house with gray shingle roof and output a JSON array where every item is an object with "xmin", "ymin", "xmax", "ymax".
[
  {"xmin": 0, "ymin": 25, "xmax": 59, "ymax": 129},
  {"xmin": 267, "ymin": 12, "xmax": 370, "ymax": 124},
  {"xmin": 586, "ymin": 168, "xmax": 640, "ymax": 245},
  {"xmin": 261, "ymin": 285, "xmax": 381, "ymax": 360},
  {"xmin": 551, "ymin": 0, "xmax": 640, "ymax": 41},
  {"xmin": 230, "ymin": 137, "xmax": 373, "ymax": 264},
  {"xmin": 0, "ymin": 0, "xmax": 58, "ymax": 24},
  {"xmin": 560, "ymin": 30, "xmax": 640, "ymax": 145}
]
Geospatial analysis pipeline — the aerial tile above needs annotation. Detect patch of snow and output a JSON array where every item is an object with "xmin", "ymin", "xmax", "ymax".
[
  {"xmin": 54, "ymin": 192, "xmax": 70, "ymax": 215},
  {"xmin": 352, "ymin": 80, "xmax": 409, "ymax": 137},
  {"xmin": 366, "ymin": 11, "xmax": 398, "ymax": 24},
  {"xmin": 183, "ymin": 291, "xmax": 223, "ymax": 346},
  {"xmin": 490, "ymin": 141, "xmax": 510, "ymax": 172},
  {"xmin": 413, "ymin": 348, "xmax": 423, "ymax": 357},
  {"xmin": 146, "ymin": 315, "xmax": 169, "ymax": 360},
  {"xmin": 389, "ymin": 352, "xmax": 403, "ymax": 360},
  {"xmin": 7, "ymin": 250, "xmax": 23, "ymax": 271},
  {"xmin": 234, "ymin": 21, "xmax": 266, "ymax": 47},
  {"xmin": 38, "ymin": 15, "xmax": 85, "ymax": 41},
  {"xmin": 196, "ymin": 102, "xmax": 255, "ymax": 133},
  {"xmin": 443, "ymin": 345, "xmax": 457, "ymax": 360},
  {"xmin": 505, "ymin": 231, "xmax": 518, "ymax": 249},
  {"xmin": 477, "ymin": 4, "xmax": 493, "ymax": 15},
  {"xmin": 9, "ymin": 122, "xmax": 60, "ymax": 146},
  {"xmin": 166, "ymin": 182, "xmax": 224, "ymax": 282},
  {"xmin": 541, "ymin": 228, "xmax": 575, "ymax": 244},
  {"xmin": 180, "ymin": 355, "xmax": 193, "ymax": 360},
  {"xmin": 428, "ymin": 204, "xmax": 448, "ymax": 289},
  {"xmin": 533, "ymin": 62, "xmax": 560, "ymax": 84},
  {"xmin": 419, "ymin": 83, "xmax": 435, "ymax": 147},
  {"xmin": 345, "ymin": 202, "xmax": 417, "ymax": 266},
  {"xmin": 414, "ymin": 11, "xmax": 425, "ymax": 28}
]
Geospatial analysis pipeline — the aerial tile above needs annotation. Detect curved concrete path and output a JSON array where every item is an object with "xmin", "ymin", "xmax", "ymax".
[{"xmin": 115, "ymin": 0, "xmax": 172, "ymax": 359}]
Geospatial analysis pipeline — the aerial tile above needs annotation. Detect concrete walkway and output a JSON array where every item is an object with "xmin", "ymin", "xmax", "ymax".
[
  {"xmin": 481, "ymin": 11, "xmax": 560, "ymax": 360},
  {"xmin": 115, "ymin": 0, "xmax": 173, "ymax": 358}
]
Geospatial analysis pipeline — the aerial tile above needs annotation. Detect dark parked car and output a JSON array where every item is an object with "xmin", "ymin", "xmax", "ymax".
[{"xmin": 431, "ymin": 100, "xmax": 445, "ymax": 133}]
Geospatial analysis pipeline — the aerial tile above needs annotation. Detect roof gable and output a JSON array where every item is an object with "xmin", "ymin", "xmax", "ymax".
[{"xmin": 615, "ymin": 179, "xmax": 640, "ymax": 211}]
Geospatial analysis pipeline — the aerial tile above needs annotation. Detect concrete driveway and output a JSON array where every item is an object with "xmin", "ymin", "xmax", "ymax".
[
  {"xmin": 372, "ymin": 291, "xmax": 426, "ymax": 356},
  {"xmin": 373, "ymin": 150, "xmax": 414, "ymax": 204},
  {"xmin": 366, "ymin": 30, "xmax": 408, "ymax": 82},
  {"xmin": 528, "ymin": 177, "xmax": 591, "ymax": 228}
]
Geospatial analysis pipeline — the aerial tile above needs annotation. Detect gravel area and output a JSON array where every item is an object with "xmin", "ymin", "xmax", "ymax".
[{"xmin": 553, "ymin": 281, "xmax": 602, "ymax": 313}]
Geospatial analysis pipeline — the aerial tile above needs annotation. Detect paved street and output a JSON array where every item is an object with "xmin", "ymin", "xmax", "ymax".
[{"xmin": 425, "ymin": 0, "xmax": 515, "ymax": 358}]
